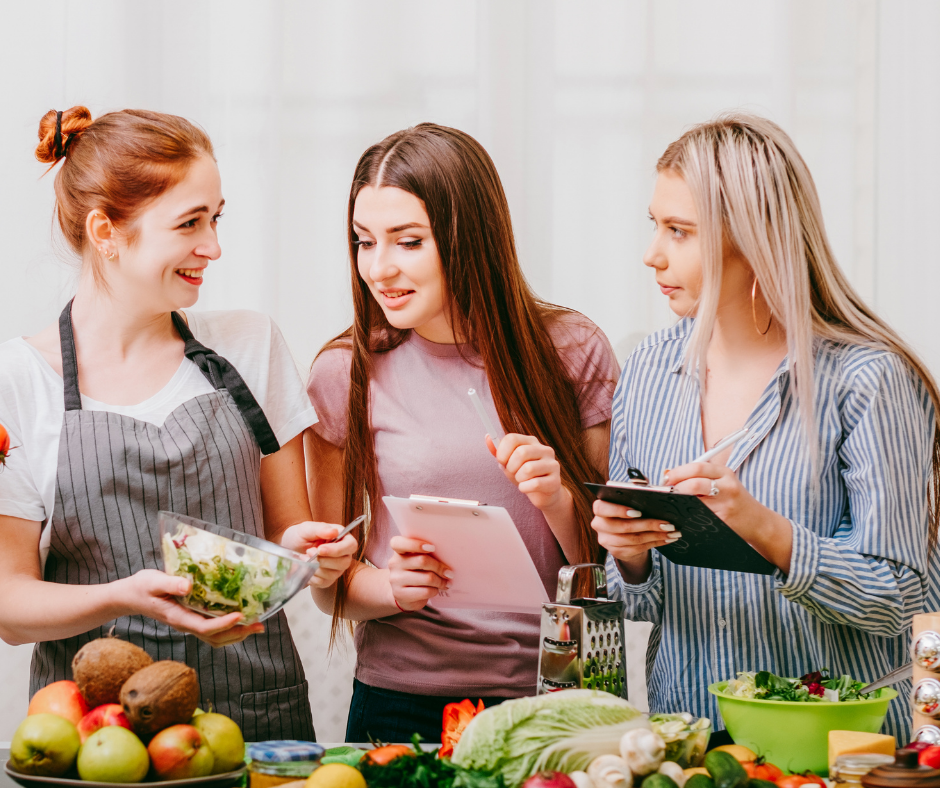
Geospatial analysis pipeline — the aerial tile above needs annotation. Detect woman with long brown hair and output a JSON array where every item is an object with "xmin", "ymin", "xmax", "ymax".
[
  {"xmin": 305, "ymin": 123, "xmax": 619, "ymax": 742},
  {"xmin": 592, "ymin": 113, "xmax": 940, "ymax": 742}
]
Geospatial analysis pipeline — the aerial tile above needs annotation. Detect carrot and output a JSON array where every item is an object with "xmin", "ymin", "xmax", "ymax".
[{"xmin": 361, "ymin": 744, "xmax": 414, "ymax": 766}]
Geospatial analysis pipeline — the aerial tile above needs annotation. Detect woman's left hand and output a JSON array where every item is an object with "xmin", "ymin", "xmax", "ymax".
[
  {"xmin": 665, "ymin": 461, "xmax": 793, "ymax": 570},
  {"xmin": 278, "ymin": 522, "xmax": 358, "ymax": 589},
  {"xmin": 487, "ymin": 433, "xmax": 571, "ymax": 515}
]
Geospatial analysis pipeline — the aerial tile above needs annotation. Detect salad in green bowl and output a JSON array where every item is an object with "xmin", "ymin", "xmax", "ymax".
[{"xmin": 724, "ymin": 669, "xmax": 875, "ymax": 703}]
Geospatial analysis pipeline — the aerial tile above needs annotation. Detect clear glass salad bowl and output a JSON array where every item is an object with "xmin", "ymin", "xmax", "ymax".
[
  {"xmin": 158, "ymin": 511, "xmax": 319, "ymax": 625},
  {"xmin": 649, "ymin": 713, "xmax": 711, "ymax": 768}
]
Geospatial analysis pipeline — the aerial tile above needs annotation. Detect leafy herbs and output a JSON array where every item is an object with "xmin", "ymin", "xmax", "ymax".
[{"xmin": 358, "ymin": 735, "xmax": 506, "ymax": 788}]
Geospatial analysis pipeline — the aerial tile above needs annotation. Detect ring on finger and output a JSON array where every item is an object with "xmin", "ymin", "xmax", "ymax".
[{"xmin": 709, "ymin": 481, "xmax": 719, "ymax": 497}]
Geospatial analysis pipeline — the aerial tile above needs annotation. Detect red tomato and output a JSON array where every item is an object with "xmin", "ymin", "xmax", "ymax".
[
  {"xmin": 919, "ymin": 746, "xmax": 940, "ymax": 769},
  {"xmin": 743, "ymin": 759, "xmax": 784, "ymax": 782},
  {"xmin": 0, "ymin": 423, "xmax": 9, "ymax": 465},
  {"xmin": 777, "ymin": 773, "xmax": 826, "ymax": 788}
]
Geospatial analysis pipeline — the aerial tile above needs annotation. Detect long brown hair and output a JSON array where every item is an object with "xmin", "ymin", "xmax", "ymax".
[
  {"xmin": 324, "ymin": 123, "xmax": 605, "ymax": 638},
  {"xmin": 659, "ymin": 113, "xmax": 940, "ymax": 549}
]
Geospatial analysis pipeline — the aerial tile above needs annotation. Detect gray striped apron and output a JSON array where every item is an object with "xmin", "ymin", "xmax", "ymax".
[{"xmin": 29, "ymin": 301, "xmax": 316, "ymax": 741}]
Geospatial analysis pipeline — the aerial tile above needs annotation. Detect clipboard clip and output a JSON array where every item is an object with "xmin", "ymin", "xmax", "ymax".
[
  {"xmin": 606, "ymin": 468, "xmax": 675, "ymax": 494},
  {"xmin": 409, "ymin": 494, "xmax": 481, "ymax": 506}
]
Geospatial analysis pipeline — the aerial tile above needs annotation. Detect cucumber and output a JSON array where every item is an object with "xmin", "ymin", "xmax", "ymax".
[
  {"xmin": 642, "ymin": 775, "xmax": 680, "ymax": 788},
  {"xmin": 750, "ymin": 781, "xmax": 779, "ymax": 788},
  {"xmin": 704, "ymin": 750, "xmax": 749, "ymax": 788},
  {"xmin": 685, "ymin": 774, "xmax": 716, "ymax": 788}
]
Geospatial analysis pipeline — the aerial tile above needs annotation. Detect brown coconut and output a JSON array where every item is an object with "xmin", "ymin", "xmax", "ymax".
[
  {"xmin": 120, "ymin": 660, "xmax": 200, "ymax": 738},
  {"xmin": 71, "ymin": 637, "xmax": 154, "ymax": 708}
]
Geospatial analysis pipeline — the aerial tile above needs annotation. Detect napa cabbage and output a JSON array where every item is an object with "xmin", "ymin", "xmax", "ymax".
[{"xmin": 451, "ymin": 690, "xmax": 648, "ymax": 787}]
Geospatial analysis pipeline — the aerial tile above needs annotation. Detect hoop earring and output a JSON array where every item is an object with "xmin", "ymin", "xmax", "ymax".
[{"xmin": 751, "ymin": 277, "xmax": 772, "ymax": 335}]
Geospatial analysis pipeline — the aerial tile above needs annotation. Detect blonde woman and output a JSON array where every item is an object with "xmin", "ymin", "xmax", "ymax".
[{"xmin": 592, "ymin": 113, "xmax": 940, "ymax": 741}]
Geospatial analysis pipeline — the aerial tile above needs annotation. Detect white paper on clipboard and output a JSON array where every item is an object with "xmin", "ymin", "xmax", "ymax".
[{"xmin": 383, "ymin": 495, "xmax": 551, "ymax": 614}]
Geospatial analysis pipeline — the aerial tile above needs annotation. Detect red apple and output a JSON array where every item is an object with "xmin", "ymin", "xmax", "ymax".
[
  {"xmin": 147, "ymin": 724, "xmax": 214, "ymax": 780},
  {"xmin": 28, "ymin": 681, "xmax": 90, "ymax": 727},
  {"xmin": 77, "ymin": 704, "xmax": 133, "ymax": 744}
]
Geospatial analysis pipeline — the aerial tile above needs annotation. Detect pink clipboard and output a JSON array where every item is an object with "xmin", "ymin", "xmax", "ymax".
[{"xmin": 382, "ymin": 495, "xmax": 551, "ymax": 614}]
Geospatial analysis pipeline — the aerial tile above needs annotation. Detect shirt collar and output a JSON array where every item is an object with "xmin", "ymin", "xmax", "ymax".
[{"xmin": 667, "ymin": 323, "xmax": 793, "ymax": 383}]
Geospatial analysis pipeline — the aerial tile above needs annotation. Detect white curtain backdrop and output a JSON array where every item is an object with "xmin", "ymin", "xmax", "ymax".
[{"xmin": 0, "ymin": 0, "xmax": 938, "ymax": 742}]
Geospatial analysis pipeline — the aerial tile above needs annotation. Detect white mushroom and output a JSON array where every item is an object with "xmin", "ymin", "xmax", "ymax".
[
  {"xmin": 620, "ymin": 728, "xmax": 666, "ymax": 776},
  {"xmin": 569, "ymin": 771, "xmax": 598, "ymax": 788},
  {"xmin": 658, "ymin": 761, "xmax": 687, "ymax": 787},
  {"xmin": 587, "ymin": 754, "xmax": 633, "ymax": 787}
]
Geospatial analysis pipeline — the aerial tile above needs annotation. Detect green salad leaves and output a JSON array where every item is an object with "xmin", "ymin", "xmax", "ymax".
[
  {"xmin": 163, "ymin": 525, "xmax": 289, "ymax": 621},
  {"xmin": 724, "ymin": 669, "xmax": 871, "ymax": 702}
]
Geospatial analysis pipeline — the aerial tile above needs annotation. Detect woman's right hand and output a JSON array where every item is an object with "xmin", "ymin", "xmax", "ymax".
[
  {"xmin": 591, "ymin": 498, "xmax": 681, "ymax": 583},
  {"xmin": 387, "ymin": 536, "xmax": 452, "ymax": 612},
  {"xmin": 118, "ymin": 569, "xmax": 265, "ymax": 647}
]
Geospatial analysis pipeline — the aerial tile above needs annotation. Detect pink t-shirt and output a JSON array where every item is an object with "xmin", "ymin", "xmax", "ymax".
[{"xmin": 306, "ymin": 312, "xmax": 619, "ymax": 696}]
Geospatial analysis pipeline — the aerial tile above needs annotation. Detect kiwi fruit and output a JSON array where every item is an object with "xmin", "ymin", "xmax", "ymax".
[
  {"xmin": 120, "ymin": 661, "xmax": 200, "ymax": 737},
  {"xmin": 71, "ymin": 637, "xmax": 154, "ymax": 707}
]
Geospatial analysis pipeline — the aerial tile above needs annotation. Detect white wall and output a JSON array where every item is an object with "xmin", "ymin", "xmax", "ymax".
[{"xmin": 0, "ymin": 0, "xmax": 937, "ymax": 742}]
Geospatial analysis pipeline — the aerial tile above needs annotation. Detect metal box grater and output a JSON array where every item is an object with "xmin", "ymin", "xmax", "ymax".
[{"xmin": 537, "ymin": 563, "xmax": 627, "ymax": 696}]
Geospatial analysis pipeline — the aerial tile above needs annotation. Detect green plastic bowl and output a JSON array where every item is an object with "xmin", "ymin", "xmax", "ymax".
[{"xmin": 708, "ymin": 681, "xmax": 898, "ymax": 775}]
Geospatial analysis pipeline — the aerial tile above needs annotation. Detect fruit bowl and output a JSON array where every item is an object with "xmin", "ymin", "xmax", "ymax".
[
  {"xmin": 708, "ymin": 681, "xmax": 897, "ymax": 775},
  {"xmin": 4, "ymin": 762, "xmax": 247, "ymax": 788},
  {"xmin": 159, "ymin": 511, "xmax": 319, "ymax": 625}
]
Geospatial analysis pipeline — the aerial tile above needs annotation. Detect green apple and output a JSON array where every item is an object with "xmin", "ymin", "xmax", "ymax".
[
  {"xmin": 77, "ymin": 726, "xmax": 149, "ymax": 783},
  {"xmin": 191, "ymin": 713, "xmax": 245, "ymax": 774},
  {"xmin": 10, "ymin": 713, "xmax": 80, "ymax": 776}
]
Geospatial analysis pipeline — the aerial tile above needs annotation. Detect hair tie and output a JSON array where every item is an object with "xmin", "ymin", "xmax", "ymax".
[{"xmin": 53, "ymin": 111, "xmax": 65, "ymax": 160}]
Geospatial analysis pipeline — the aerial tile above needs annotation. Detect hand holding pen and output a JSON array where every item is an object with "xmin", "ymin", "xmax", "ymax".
[
  {"xmin": 664, "ymin": 426, "xmax": 793, "ymax": 572},
  {"xmin": 591, "ymin": 428, "xmax": 751, "ymax": 580},
  {"xmin": 662, "ymin": 426, "xmax": 750, "ymax": 495}
]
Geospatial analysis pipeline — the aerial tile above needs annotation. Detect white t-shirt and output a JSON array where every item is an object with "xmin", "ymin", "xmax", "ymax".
[{"xmin": 0, "ymin": 309, "xmax": 318, "ymax": 538}]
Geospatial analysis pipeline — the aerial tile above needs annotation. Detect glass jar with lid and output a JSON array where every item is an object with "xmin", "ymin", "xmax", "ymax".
[
  {"xmin": 247, "ymin": 741, "xmax": 325, "ymax": 788},
  {"xmin": 831, "ymin": 754, "xmax": 896, "ymax": 786}
]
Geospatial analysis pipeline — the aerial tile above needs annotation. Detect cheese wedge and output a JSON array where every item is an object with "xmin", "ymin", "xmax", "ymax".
[{"xmin": 829, "ymin": 730, "xmax": 896, "ymax": 767}]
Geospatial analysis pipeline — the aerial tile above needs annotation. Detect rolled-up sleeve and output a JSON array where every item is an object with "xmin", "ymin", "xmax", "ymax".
[
  {"xmin": 606, "ymin": 551, "xmax": 664, "ymax": 626},
  {"xmin": 775, "ymin": 352, "xmax": 932, "ymax": 638}
]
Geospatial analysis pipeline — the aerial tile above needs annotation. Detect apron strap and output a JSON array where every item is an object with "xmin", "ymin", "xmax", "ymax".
[
  {"xmin": 170, "ymin": 312, "xmax": 281, "ymax": 456},
  {"xmin": 56, "ymin": 301, "xmax": 280, "ymax": 455},
  {"xmin": 58, "ymin": 300, "xmax": 82, "ymax": 412}
]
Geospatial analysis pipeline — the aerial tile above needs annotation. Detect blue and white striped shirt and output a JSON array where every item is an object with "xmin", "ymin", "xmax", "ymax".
[{"xmin": 607, "ymin": 319, "xmax": 939, "ymax": 742}]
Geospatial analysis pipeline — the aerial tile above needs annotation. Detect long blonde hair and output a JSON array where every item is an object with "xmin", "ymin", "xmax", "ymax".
[{"xmin": 658, "ymin": 112, "xmax": 940, "ymax": 545}]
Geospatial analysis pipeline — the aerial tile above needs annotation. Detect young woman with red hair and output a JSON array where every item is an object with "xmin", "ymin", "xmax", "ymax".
[
  {"xmin": 0, "ymin": 107, "xmax": 356, "ymax": 740},
  {"xmin": 305, "ymin": 123, "xmax": 620, "ymax": 742}
]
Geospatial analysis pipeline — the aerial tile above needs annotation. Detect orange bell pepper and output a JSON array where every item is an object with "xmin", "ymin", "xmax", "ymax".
[{"xmin": 440, "ymin": 698, "xmax": 485, "ymax": 758}]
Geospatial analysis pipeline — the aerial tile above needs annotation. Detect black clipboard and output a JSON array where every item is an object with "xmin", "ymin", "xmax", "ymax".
[{"xmin": 586, "ymin": 481, "xmax": 776, "ymax": 575}]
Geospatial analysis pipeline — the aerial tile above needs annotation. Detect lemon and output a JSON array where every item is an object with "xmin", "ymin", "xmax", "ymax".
[
  {"xmin": 305, "ymin": 763, "xmax": 366, "ymax": 788},
  {"xmin": 710, "ymin": 744, "xmax": 758, "ymax": 762}
]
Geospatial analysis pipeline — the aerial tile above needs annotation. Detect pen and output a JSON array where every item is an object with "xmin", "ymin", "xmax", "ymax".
[
  {"xmin": 468, "ymin": 388, "xmax": 503, "ymax": 447},
  {"xmin": 692, "ymin": 427, "xmax": 750, "ymax": 464},
  {"xmin": 314, "ymin": 514, "xmax": 366, "ymax": 557},
  {"xmin": 660, "ymin": 427, "xmax": 750, "ymax": 484}
]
